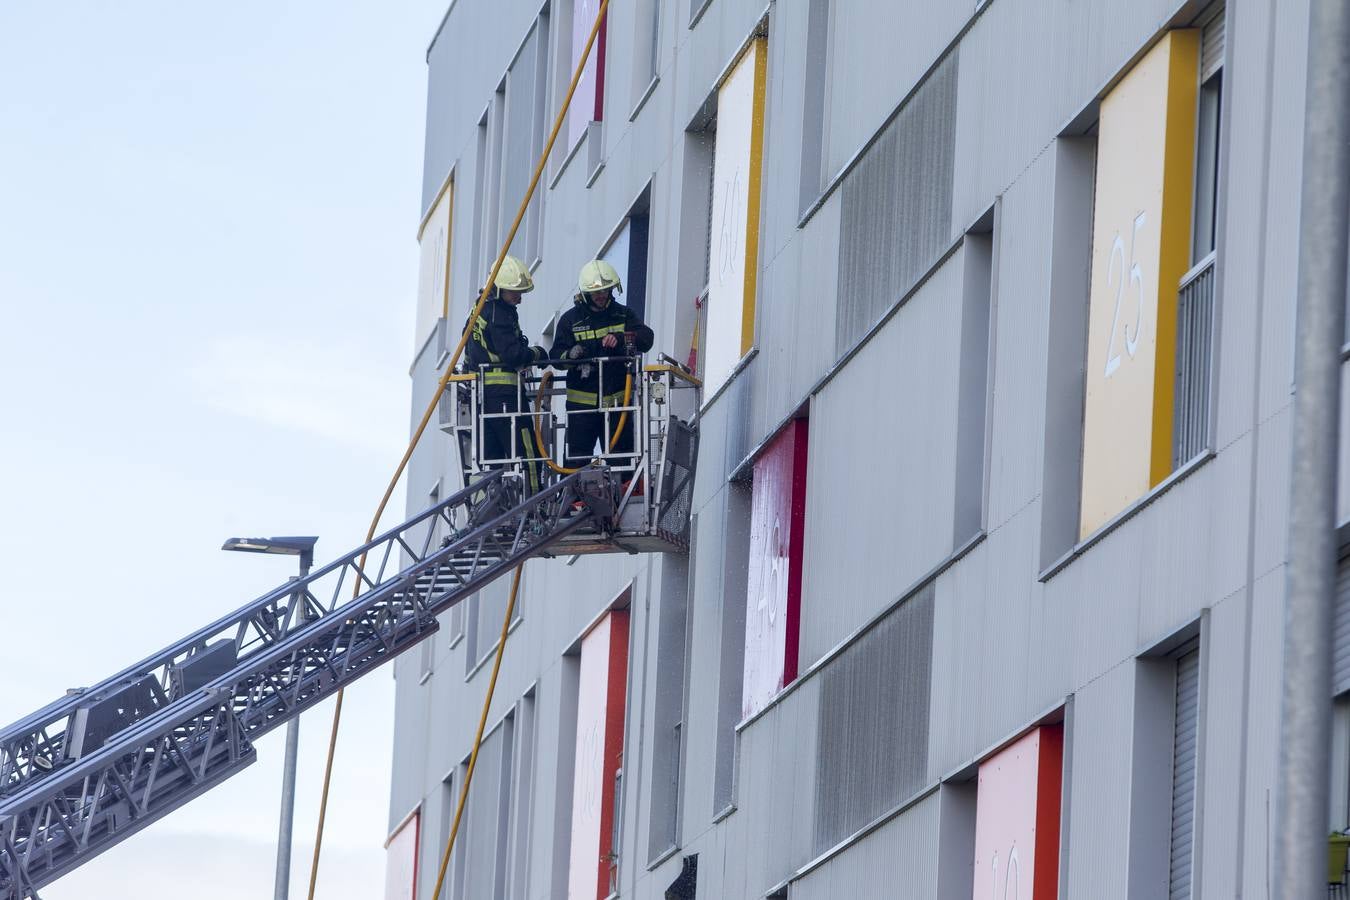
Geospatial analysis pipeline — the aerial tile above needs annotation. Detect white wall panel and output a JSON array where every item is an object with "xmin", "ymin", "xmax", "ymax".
[
  {"xmin": 800, "ymin": 255, "xmax": 962, "ymax": 667},
  {"xmin": 415, "ymin": 191, "xmax": 452, "ymax": 354},
  {"xmin": 704, "ymin": 39, "xmax": 764, "ymax": 395}
]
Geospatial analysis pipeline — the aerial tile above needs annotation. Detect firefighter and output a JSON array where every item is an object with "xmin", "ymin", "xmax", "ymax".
[
  {"xmin": 551, "ymin": 259, "xmax": 654, "ymax": 466},
  {"xmin": 463, "ymin": 255, "xmax": 547, "ymax": 491}
]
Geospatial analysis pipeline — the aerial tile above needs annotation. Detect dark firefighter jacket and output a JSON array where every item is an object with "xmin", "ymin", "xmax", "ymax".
[
  {"xmin": 463, "ymin": 295, "xmax": 545, "ymax": 394},
  {"xmin": 551, "ymin": 297, "xmax": 654, "ymax": 407}
]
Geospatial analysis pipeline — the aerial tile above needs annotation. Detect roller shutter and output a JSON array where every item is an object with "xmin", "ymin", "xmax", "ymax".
[
  {"xmin": 1335, "ymin": 558, "xmax": 1350, "ymax": 695},
  {"xmin": 1169, "ymin": 646, "xmax": 1201, "ymax": 900},
  {"xmin": 1200, "ymin": 7, "xmax": 1225, "ymax": 81}
]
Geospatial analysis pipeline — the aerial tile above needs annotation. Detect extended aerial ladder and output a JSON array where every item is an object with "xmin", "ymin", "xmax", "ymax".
[{"xmin": 0, "ymin": 361, "xmax": 699, "ymax": 899}]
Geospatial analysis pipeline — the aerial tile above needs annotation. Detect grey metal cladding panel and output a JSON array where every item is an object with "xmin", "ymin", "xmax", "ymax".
[
  {"xmin": 691, "ymin": 398, "xmax": 730, "ymax": 514},
  {"xmin": 1196, "ymin": 592, "xmax": 1245, "ymax": 900},
  {"xmin": 736, "ymin": 678, "xmax": 820, "ymax": 894},
  {"xmin": 671, "ymin": 0, "xmax": 766, "ymax": 130},
  {"xmin": 476, "ymin": 574, "xmax": 513, "ymax": 665},
  {"xmin": 813, "ymin": 585, "xmax": 934, "ymax": 854},
  {"xmin": 751, "ymin": 194, "xmax": 842, "ymax": 441},
  {"xmin": 461, "ymin": 722, "xmax": 504, "ymax": 900},
  {"xmin": 928, "ymin": 506, "xmax": 1045, "ymax": 775},
  {"xmin": 1241, "ymin": 567, "xmax": 1285, "ymax": 893},
  {"xmin": 835, "ymin": 51, "xmax": 956, "ymax": 356},
  {"xmin": 422, "ymin": 1, "xmax": 543, "ymax": 215},
  {"xmin": 757, "ymin": 0, "xmax": 809, "ymax": 268},
  {"xmin": 1251, "ymin": 403, "xmax": 1292, "ymax": 578},
  {"xmin": 995, "ymin": 508, "xmax": 1067, "ymax": 721},
  {"xmin": 1135, "ymin": 462, "xmax": 1220, "ymax": 644},
  {"xmin": 1038, "ymin": 514, "xmax": 1145, "ymax": 694},
  {"xmin": 1338, "ymin": 559, "xmax": 1350, "ymax": 695},
  {"xmin": 681, "ymin": 488, "xmax": 728, "ymax": 828},
  {"xmin": 792, "ymin": 791, "xmax": 940, "ymax": 900},
  {"xmin": 1064, "ymin": 662, "xmax": 1135, "ymax": 900},
  {"xmin": 502, "ymin": 26, "xmax": 540, "ymax": 262},
  {"xmin": 951, "ymin": 0, "xmax": 1186, "ymax": 229},
  {"xmin": 824, "ymin": 0, "xmax": 968, "ymax": 178},
  {"xmin": 928, "ymin": 541, "xmax": 990, "ymax": 777},
  {"xmin": 1203, "ymin": 435, "xmax": 1257, "ymax": 603},
  {"xmin": 1211, "ymin": 0, "xmax": 1274, "ymax": 450},
  {"xmin": 388, "ymin": 666, "xmax": 431, "ymax": 833},
  {"xmin": 1256, "ymin": 0, "xmax": 1311, "ymax": 425},
  {"xmin": 985, "ymin": 152, "xmax": 1057, "ymax": 530},
  {"xmin": 802, "ymin": 254, "xmax": 961, "ymax": 667}
]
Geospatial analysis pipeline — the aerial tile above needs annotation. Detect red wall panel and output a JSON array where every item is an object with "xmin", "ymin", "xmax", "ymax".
[{"xmin": 742, "ymin": 418, "xmax": 809, "ymax": 719}]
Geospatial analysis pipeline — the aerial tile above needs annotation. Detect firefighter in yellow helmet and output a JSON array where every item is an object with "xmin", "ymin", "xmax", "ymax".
[
  {"xmin": 463, "ymin": 256, "xmax": 547, "ymax": 490},
  {"xmin": 551, "ymin": 259, "xmax": 654, "ymax": 465}
]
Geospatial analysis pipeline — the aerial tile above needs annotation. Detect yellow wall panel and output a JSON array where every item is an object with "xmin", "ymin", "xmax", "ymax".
[{"xmin": 1079, "ymin": 31, "xmax": 1198, "ymax": 539}]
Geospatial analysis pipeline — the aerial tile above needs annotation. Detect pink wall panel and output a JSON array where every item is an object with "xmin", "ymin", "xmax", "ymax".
[
  {"xmin": 567, "ymin": 0, "xmax": 607, "ymax": 148},
  {"xmin": 972, "ymin": 725, "xmax": 1064, "ymax": 900},
  {"xmin": 567, "ymin": 609, "xmax": 629, "ymax": 900},
  {"xmin": 742, "ymin": 419, "xmax": 809, "ymax": 719},
  {"xmin": 383, "ymin": 808, "xmax": 419, "ymax": 900}
]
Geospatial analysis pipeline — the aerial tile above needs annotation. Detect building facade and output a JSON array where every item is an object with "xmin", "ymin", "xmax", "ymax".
[{"xmin": 387, "ymin": 0, "xmax": 1346, "ymax": 897}]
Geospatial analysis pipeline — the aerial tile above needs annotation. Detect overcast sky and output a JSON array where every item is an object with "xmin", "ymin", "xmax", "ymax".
[{"xmin": 0, "ymin": 3, "xmax": 449, "ymax": 896}]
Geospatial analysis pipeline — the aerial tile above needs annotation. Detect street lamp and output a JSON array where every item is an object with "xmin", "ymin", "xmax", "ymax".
[{"xmin": 222, "ymin": 535, "xmax": 318, "ymax": 900}]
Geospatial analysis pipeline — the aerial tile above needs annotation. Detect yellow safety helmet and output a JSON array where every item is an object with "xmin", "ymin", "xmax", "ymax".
[
  {"xmin": 492, "ymin": 255, "xmax": 535, "ymax": 294},
  {"xmin": 577, "ymin": 259, "xmax": 623, "ymax": 295}
]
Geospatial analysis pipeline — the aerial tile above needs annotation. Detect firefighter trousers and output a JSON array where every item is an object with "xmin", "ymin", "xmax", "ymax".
[
  {"xmin": 481, "ymin": 391, "xmax": 542, "ymax": 493},
  {"xmin": 564, "ymin": 402, "xmax": 635, "ymax": 466}
]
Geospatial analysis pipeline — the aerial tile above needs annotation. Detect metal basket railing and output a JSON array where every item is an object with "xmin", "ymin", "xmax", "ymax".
[{"xmin": 439, "ymin": 356, "xmax": 701, "ymax": 548}]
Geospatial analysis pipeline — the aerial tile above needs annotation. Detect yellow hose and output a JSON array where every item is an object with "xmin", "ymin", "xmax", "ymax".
[
  {"xmin": 532, "ymin": 369, "xmax": 633, "ymax": 475},
  {"xmin": 304, "ymin": 0, "xmax": 612, "ymax": 895}
]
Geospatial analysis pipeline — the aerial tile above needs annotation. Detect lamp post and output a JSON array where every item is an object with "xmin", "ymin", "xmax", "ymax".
[{"xmin": 222, "ymin": 535, "xmax": 318, "ymax": 900}]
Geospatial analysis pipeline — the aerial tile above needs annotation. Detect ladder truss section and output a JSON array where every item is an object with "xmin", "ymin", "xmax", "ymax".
[
  {"xmin": 0, "ymin": 468, "xmax": 610, "ymax": 899},
  {"xmin": 0, "ymin": 471, "xmax": 497, "ymax": 802}
]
